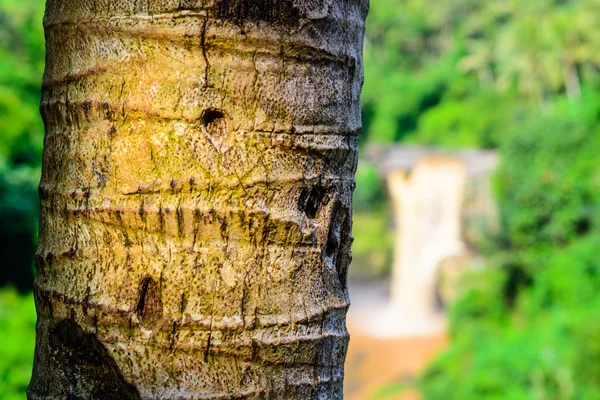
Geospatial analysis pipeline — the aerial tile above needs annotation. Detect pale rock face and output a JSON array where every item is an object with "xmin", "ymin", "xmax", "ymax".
[{"xmin": 29, "ymin": 1, "xmax": 368, "ymax": 399}]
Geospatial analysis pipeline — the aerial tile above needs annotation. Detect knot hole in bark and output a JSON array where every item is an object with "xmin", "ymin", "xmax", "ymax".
[
  {"xmin": 202, "ymin": 109, "xmax": 228, "ymax": 136},
  {"xmin": 136, "ymin": 277, "xmax": 163, "ymax": 329},
  {"xmin": 201, "ymin": 109, "xmax": 232, "ymax": 151},
  {"xmin": 202, "ymin": 109, "xmax": 225, "ymax": 127}
]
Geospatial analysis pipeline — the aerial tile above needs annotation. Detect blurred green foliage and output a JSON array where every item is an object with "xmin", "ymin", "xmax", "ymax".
[
  {"xmin": 0, "ymin": 289, "xmax": 36, "ymax": 400},
  {"xmin": 496, "ymin": 100, "xmax": 600, "ymax": 254},
  {"xmin": 351, "ymin": 161, "xmax": 394, "ymax": 279},
  {"xmin": 422, "ymin": 237, "xmax": 600, "ymax": 399},
  {"xmin": 0, "ymin": 2, "xmax": 45, "ymax": 393},
  {"xmin": 350, "ymin": 210, "xmax": 394, "ymax": 280},
  {"xmin": 360, "ymin": 0, "xmax": 600, "ymax": 397},
  {"xmin": 0, "ymin": 0, "xmax": 45, "ymax": 291},
  {"xmin": 420, "ymin": 98, "xmax": 600, "ymax": 399},
  {"xmin": 362, "ymin": 0, "xmax": 600, "ymax": 147}
]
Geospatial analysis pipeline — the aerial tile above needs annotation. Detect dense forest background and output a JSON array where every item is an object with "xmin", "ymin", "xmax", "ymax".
[{"xmin": 2, "ymin": 0, "xmax": 600, "ymax": 398}]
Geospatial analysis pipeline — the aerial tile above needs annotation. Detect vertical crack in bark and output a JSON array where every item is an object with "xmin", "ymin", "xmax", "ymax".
[
  {"xmin": 201, "ymin": 15, "xmax": 210, "ymax": 88},
  {"xmin": 205, "ymin": 277, "xmax": 219, "ymax": 362}
]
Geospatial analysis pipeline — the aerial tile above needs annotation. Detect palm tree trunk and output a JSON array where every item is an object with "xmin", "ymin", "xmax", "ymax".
[{"xmin": 28, "ymin": 1, "xmax": 368, "ymax": 399}]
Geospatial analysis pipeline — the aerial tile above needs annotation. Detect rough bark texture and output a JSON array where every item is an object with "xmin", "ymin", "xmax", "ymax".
[{"xmin": 29, "ymin": 1, "xmax": 367, "ymax": 399}]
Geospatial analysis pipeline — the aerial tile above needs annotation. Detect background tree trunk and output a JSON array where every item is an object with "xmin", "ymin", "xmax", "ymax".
[{"xmin": 28, "ymin": 1, "xmax": 367, "ymax": 399}]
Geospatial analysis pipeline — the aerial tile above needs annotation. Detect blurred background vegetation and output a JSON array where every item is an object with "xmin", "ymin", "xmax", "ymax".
[
  {"xmin": 2, "ymin": 0, "xmax": 600, "ymax": 398},
  {"xmin": 0, "ymin": 1, "xmax": 43, "ymax": 396}
]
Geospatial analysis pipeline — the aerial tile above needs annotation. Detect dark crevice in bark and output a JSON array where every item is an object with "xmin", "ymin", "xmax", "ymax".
[
  {"xmin": 299, "ymin": 186, "xmax": 330, "ymax": 219},
  {"xmin": 136, "ymin": 277, "xmax": 163, "ymax": 328},
  {"xmin": 180, "ymin": 292, "xmax": 188, "ymax": 315},
  {"xmin": 337, "ymin": 214, "xmax": 352, "ymax": 289},
  {"xmin": 325, "ymin": 202, "xmax": 352, "ymax": 290},
  {"xmin": 325, "ymin": 228, "xmax": 339, "ymax": 258},
  {"xmin": 176, "ymin": 205, "xmax": 185, "ymax": 237}
]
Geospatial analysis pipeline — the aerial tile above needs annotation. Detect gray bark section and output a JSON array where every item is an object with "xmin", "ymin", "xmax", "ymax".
[{"xmin": 29, "ymin": 1, "xmax": 367, "ymax": 399}]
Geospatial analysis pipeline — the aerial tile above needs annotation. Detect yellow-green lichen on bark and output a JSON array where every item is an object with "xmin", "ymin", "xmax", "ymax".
[{"xmin": 29, "ymin": 0, "xmax": 368, "ymax": 398}]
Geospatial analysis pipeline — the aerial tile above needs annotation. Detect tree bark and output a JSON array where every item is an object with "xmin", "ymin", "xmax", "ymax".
[{"xmin": 28, "ymin": 1, "xmax": 368, "ymax": 399}]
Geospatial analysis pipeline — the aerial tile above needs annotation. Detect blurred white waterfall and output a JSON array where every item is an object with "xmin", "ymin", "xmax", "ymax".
[{"xmin": 349, "ymin": 147, "xmax": 498, "ymax": 338}]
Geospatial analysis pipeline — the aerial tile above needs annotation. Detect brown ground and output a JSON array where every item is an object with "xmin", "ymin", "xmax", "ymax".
[{"xmin": 343, "ymin": 326, "xmax": 447, "ymax": 400}]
